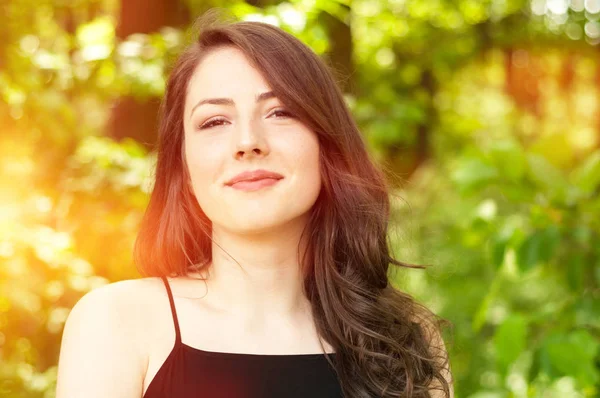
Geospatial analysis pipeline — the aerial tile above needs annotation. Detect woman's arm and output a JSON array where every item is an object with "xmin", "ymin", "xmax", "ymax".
[{"xmin": 56, "ymin": 283, "xmax": 148, "ymax": 398}]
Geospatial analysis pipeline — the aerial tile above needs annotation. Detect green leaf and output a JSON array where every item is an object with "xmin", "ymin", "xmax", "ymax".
[
  {"xmin": 488, "ymin": 140, "xmax": 527, "ymax": 181},
  {"xmin": 566, "ymin": 253, "xmax": 585, "ymax": 292},
  {"xmin": 489, "ymin": 219, "xmax": 521, "ymax": 269},
  {"xmin": 490, "ymin": 236, "xmax": 507, "ymax": 269},
  {"xmin": 493, "ymin": 314, "xmax": 528, "ymax": 375},
  {"xmin": 516, "ymin": 233, "xmax": 542, "ymax": 271},
  {"xmin": 530, "ymin": 132, "xmax": 574, "ymax": 168},
  {"xmin": 575, "ymin": 296, "xmax": 600, "ymax": 329},
  {"xmin": 526, "ymin": 154, "xmax": 569, "ymax": 202},
  {"xmin": 451, "ymin": 157, "xmax": 499, "ymax": 192},
  {"xmin": 571, "ymin": 150, "xmax": 600, "ymax": 197},
  {"xmin": 542, "ymin": 330, "xmax": 600, "ymax": 387},
  {"xmin": 516, "ymin": 227, "xmax": 560, "ymax": 272}
]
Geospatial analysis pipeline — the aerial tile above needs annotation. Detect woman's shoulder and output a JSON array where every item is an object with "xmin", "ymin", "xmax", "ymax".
[
  {"xmin": 73, "ymin": 277, "xmax": 164, "ymax": 308},
  {"xmin": 56, "ymin": 276, "xmax": 168, "ymax": 396},
  {"xmin": 63, "ymin": 277, "xmax": 170, "ymax": 344},
  {"xmin": 73, "ymin": 273, "xmax": 210, "ymax": 319}
]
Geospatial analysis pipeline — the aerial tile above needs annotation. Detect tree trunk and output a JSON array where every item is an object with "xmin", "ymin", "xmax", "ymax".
[
  {"xmin": 504, "ymin": 47, "xmax": 541, "ymax": 118},
  {"xmin": 318, "ymin": 5, "xmax": 355, "ymax": 95},
  {"xmin": 108, "ymin": 0, "xmax": 189, "ymax": 147}
]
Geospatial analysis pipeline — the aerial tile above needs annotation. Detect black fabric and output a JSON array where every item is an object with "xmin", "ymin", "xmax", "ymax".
[{"xmin": 143, "ymin": 276, "xmax": 343, "ymax": 398}]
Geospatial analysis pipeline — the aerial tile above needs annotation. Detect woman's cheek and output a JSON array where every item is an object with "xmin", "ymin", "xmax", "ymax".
[{"xmin": 184, "ymin": 146, "xmax": 212, "ymax": 194}]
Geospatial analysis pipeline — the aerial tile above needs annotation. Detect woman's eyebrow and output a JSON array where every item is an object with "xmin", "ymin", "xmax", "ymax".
[{"xmin": 189, "ymin": 91, "xmax": 276, "ymax": 119}]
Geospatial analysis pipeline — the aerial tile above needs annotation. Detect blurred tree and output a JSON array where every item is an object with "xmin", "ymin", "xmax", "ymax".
[{"xmin": 109, "ymin": 0, "xmax": 190, "ymax": 146}]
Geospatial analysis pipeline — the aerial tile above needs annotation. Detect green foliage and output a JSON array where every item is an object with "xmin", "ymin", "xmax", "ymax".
[
  {"xmin": 391, "ymin": 57, "xmax": 600, "ymax": 395},
  {"xmin": 494, "ymin": 314, "xmax": 528, "ymax": 377}
]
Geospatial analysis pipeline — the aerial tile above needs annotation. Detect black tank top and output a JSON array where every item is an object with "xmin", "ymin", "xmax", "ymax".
[{"xmin": 143, "ymin": 276, "xmax": 344, "ymax": 398}]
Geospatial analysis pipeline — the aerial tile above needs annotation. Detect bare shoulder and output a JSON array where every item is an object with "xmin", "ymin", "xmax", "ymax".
[
  {"xmin": 56, "ymin": 277, "xmax": 165, "ymax": 398},
  {"xmin": 64, "ymin": 278, "xmax": 165, "ymax": 337}
]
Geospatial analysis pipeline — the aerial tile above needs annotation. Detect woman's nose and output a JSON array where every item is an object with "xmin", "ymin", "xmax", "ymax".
[{"xmin": 232, "ymin": 119, "xmax": 269, "ymax": 160}]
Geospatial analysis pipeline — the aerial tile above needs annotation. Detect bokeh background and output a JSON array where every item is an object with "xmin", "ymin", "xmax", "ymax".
[{"xmin": 1, "ymin": 0, "xmax": 599, "ymax": 397}]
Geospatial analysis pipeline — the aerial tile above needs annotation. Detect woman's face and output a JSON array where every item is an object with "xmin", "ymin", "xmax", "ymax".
[{"xmin": 182, "ymin": 46, "xmax": 321, "ymax": 236}]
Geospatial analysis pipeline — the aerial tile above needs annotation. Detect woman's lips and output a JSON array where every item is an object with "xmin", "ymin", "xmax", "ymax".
[{"xmin": 228, "ymin": 178, "xmax": 282, "ymax": 192}]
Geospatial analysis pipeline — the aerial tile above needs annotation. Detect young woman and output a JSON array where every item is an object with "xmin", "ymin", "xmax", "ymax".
[{"xmin": 56, "ymin": 10, "xmax": 454, "ymax": 398}]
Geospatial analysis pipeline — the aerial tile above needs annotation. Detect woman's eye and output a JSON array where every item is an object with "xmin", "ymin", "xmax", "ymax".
[
  {"xmin": 199, "ymin": 118, "xmax": 227, "ymax": 130},
  {"xmin": 197, "ymin": 109, "xmax": 293, "ymax": 130},
  {"xmin": 270, "ymin": 108, "xmax": 294, "ymax": 119}
]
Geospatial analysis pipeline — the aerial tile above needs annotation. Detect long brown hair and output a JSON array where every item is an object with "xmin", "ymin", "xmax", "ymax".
[{"xmin": 134, "ymin": 9, "xmax": 452, "ymax": 398}]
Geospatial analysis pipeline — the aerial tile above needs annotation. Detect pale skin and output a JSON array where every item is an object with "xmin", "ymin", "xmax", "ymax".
[{"xmin": 55, "ymin": 46, "xmax": 454, "ymax": 397}]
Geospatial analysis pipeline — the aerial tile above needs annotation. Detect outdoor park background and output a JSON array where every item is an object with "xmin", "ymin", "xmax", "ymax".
[{"xmin": 1, "ymin": 0, "xmax": 599, "ymax": 397}]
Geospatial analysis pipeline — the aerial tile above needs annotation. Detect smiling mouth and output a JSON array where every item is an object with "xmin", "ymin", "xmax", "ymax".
[{"xmin": 227, "ymin": 178, "xmax": 282, "ymax": 192}]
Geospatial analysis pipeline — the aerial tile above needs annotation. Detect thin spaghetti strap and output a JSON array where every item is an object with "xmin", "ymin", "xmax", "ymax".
[{"xmin": 161, "ymin": 276, "xmax": 182, "ymax": 345}]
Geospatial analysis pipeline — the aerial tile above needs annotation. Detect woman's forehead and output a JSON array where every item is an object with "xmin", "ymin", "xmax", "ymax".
[{"xmin": 186, "ymin": 47, "xmax": 272, "ymax": 105}]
